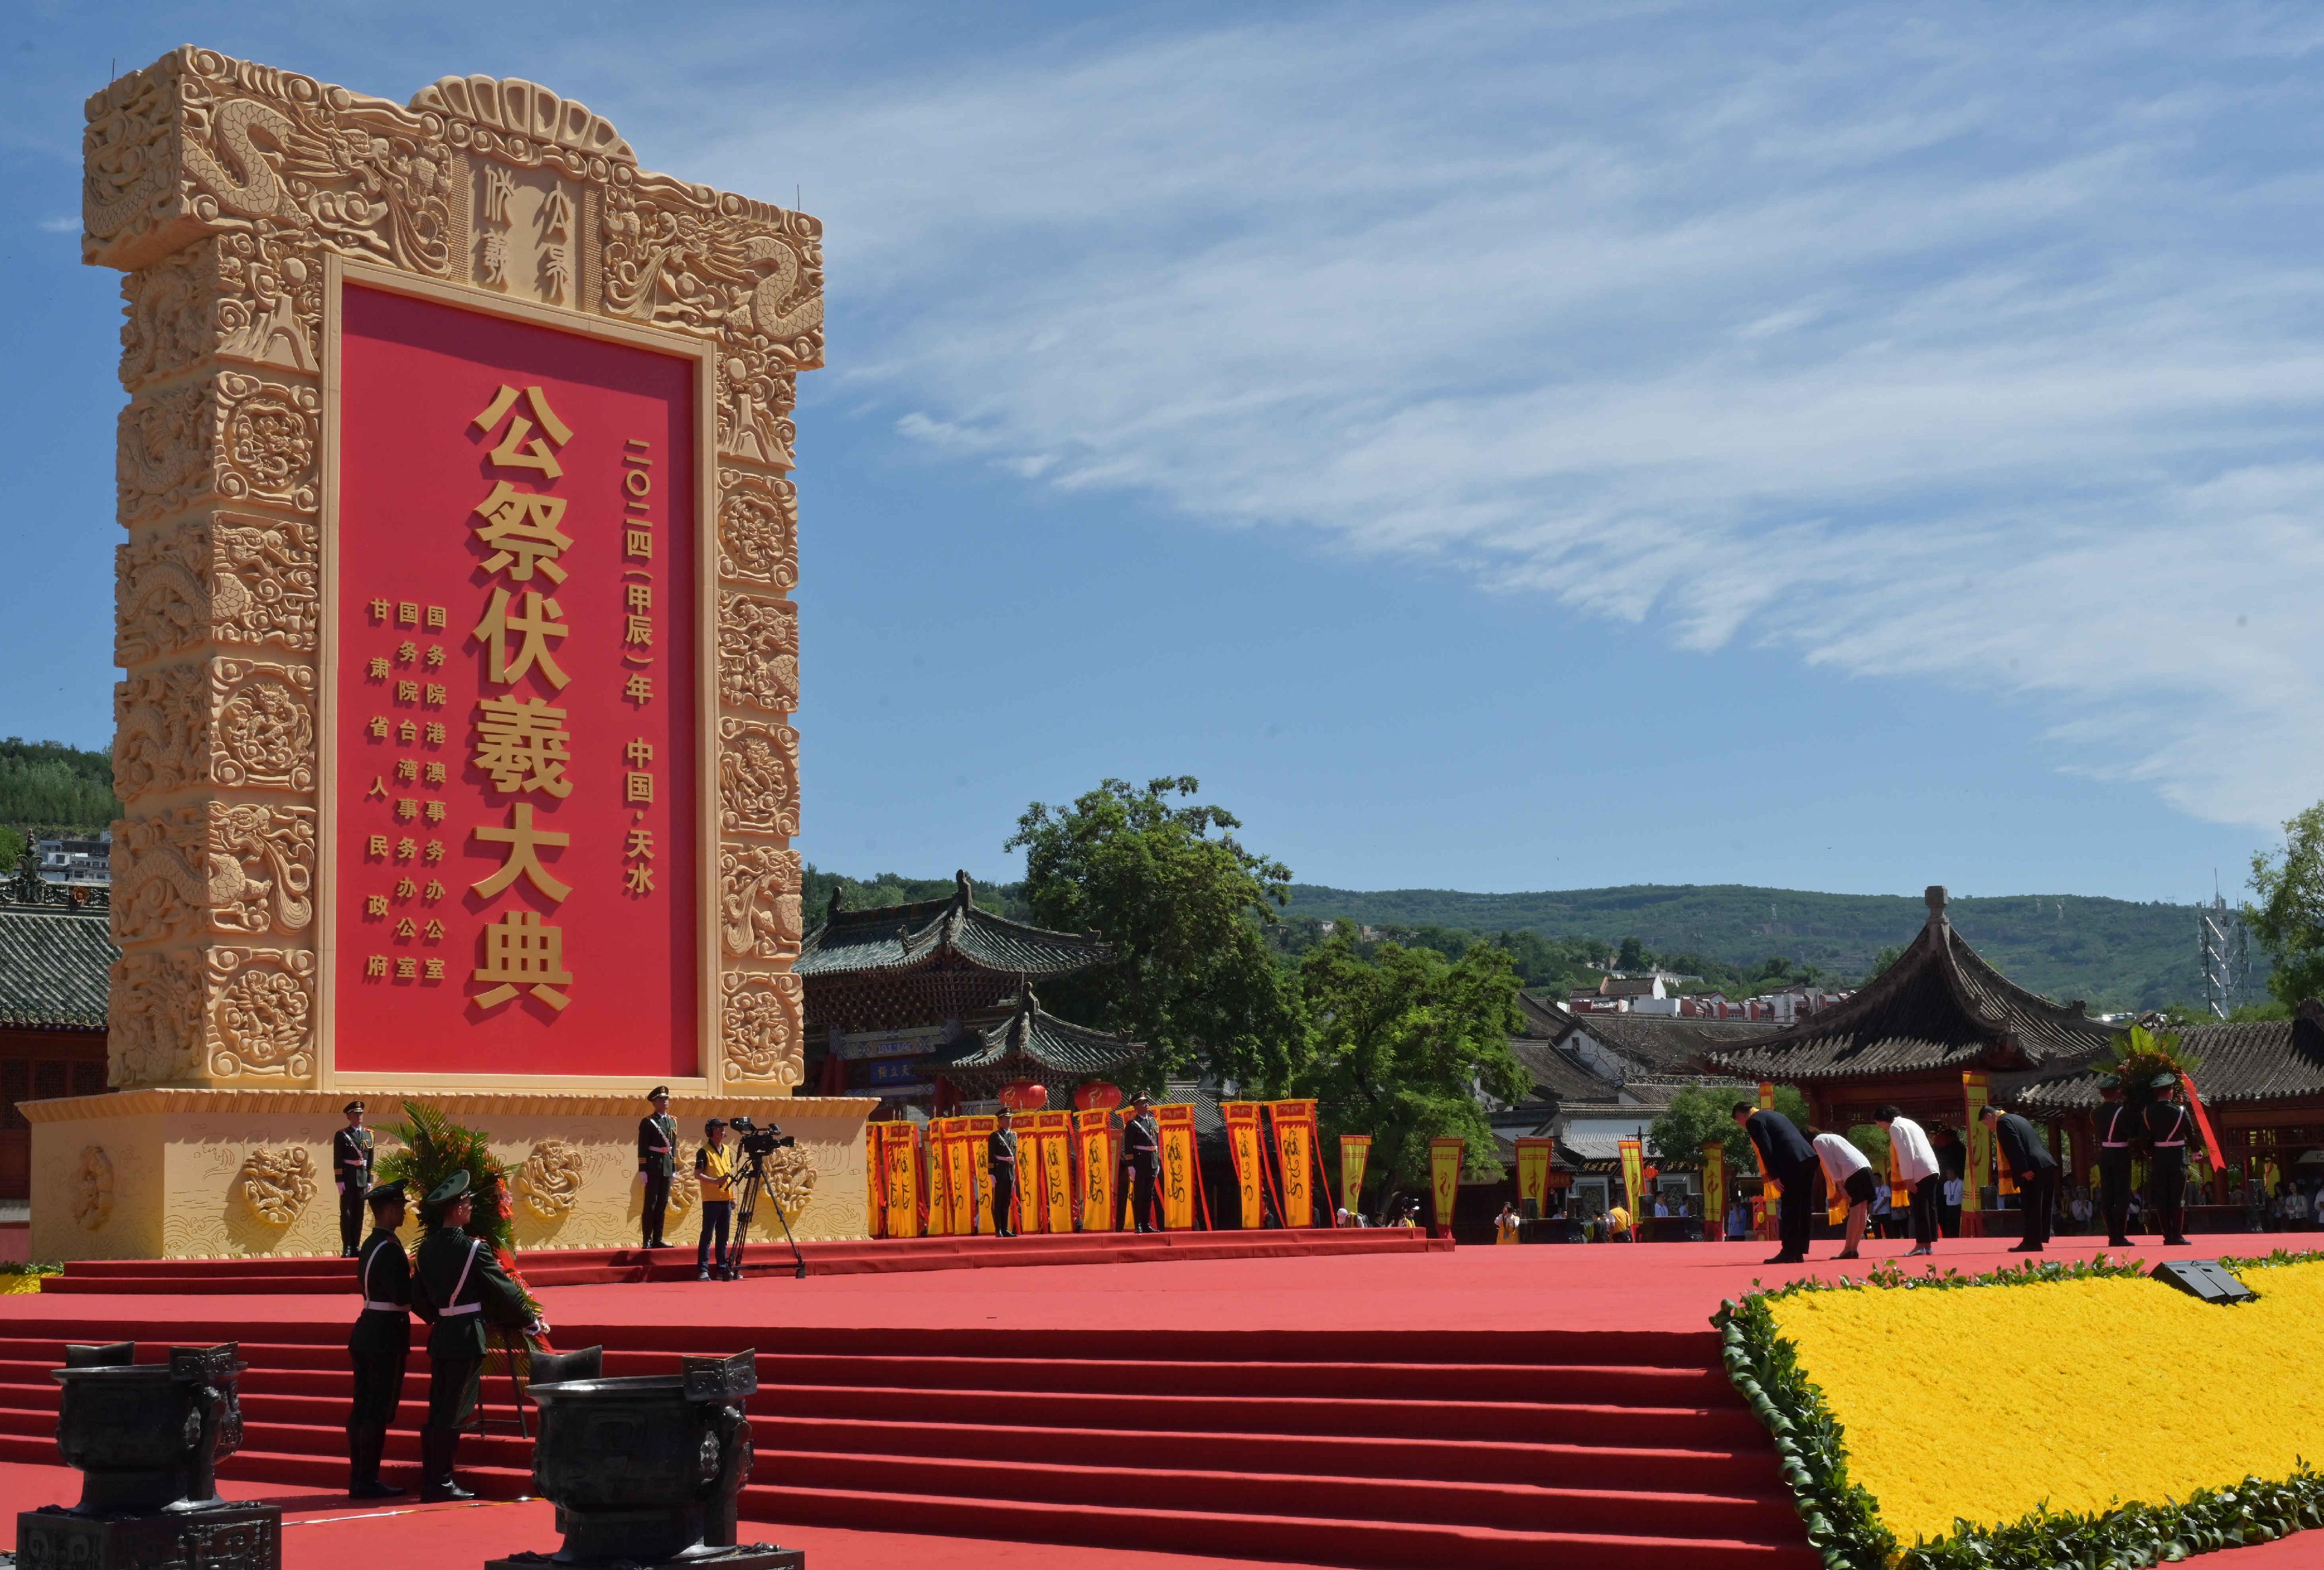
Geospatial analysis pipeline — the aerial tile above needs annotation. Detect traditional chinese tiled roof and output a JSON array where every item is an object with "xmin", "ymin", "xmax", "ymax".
[
  {"xmin": 2011, "ymin": 1000, "xmax": 2324, "ymax": 1111},
  {"xmin": 1507, "ymin": 1037, "xmax": 1631, "ymax": 1106},
  {"xmin": 1708, "ymin": 887, "xmax": 2121, "ymax": 1083},
  {"xmin": 0, "ymin": 906, "xmax": 116, "ymax": 1030},
  {"xmin": 794, "ymin": 871, "xmax": 1111, "ymax": 980},
  {"xmin": 926, "ymin": 990, "xmax": 1148, "ymax": 1085},
  {"xmin": 1551, "ymin": 1008, "xmax": 1782, "ymax": 1075}
]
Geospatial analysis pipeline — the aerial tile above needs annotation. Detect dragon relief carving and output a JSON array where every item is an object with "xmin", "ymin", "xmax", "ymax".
[
  {"xmin": 719, "ymin": 843, "xmax": 802, "ymax": 961},
  {"xmin": 114, "ymin": 663, "xmax": 209, "ymax": 803},
  {"xmin": 110, "ymin": 804, "xmax": 207, "ymax": 945},
  {"xmin": 117, "ymin": 515, "xmax": 318, "ymax": 668},
  {"xmin": 517, "ymin": 1140, "xmax": 586, "ymax": 1217},
  {"xmin": 206, "ymin": 947, "xmax": 315, "ymax": 1080},
  {"xmin": 117, "ymin": 370, "xmax": 318, "ymax": 524},
  {"xmin": 720, "ymin": 970, "xmax": 804, "ymax": 1086},
  {"xmin": 234, "ymin": 1145, "xmax": 317, "ymax": 1225},
  {"xmin": 210, "ymin": 659, "xmax": 315, "ymax": 790},
  {"xmin": 716, "ymin": 718, "xmax": 799, "ymax": 839},
  {"xmin": 110, "ymin": 948, "xmax": 203, "ymax": 1089},
  {"xmin": 73, "ymin": 1147, "xmax": 117, "ymax": 1232},
  {"xmin": 114, "ymin": 797, "xmax": 320, "ymax": 944},
  {"xmin": 715, "ymin": 472, "xmax": 798, "ymax": 589},
  {"xmin": 762, "ymin": 1145, "xmax": 819, "ymax": 1224},
  {"xmin": 119, "ymin": 231, "xmax": 320, "ymax": 389},
  {"xmin": 716, "ymin": 592, "xmax": 798, "ymax": 714}
]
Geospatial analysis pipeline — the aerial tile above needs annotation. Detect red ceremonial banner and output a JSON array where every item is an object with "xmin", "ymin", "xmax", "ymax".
[{"xmin": 334, "ymin": 284, "xmax": 701, "ymax": 1078}]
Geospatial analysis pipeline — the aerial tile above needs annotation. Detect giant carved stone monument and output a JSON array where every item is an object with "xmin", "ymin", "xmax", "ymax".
[{"xmin": 32, "ymin": 49, "xmax": 874, "ymax": 1259}]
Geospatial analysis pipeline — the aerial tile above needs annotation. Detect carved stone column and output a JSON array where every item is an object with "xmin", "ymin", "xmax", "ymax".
[{"xmin": 86, "ymin": 51, "xmax": 822, "ymax": 1093}]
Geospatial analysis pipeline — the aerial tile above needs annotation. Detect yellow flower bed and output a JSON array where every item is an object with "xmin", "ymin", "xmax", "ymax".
[{"xmin": 1770, "ymin": 1260, "xmax": 2324, "ymax": 1547}]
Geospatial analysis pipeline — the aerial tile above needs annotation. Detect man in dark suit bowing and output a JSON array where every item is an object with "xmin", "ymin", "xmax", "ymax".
[
  {"xmin": 1733, "ymin": 1100, "xmax": 1818, "ymax": 1264},
  {"xmin": 1981, "ymin": 1104, "xmax": 2060, "ymax": 1252}
]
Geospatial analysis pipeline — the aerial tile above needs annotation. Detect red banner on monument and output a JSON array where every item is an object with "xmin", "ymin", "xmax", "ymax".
[{"xmin": 333, "ymin": 284, "xmax": 701, "ymax": 1078}]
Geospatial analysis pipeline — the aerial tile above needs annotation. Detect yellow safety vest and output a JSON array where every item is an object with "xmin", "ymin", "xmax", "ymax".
[{"xmin": 698, "ymin": 1143, "xmax": 735, "ymax": 1203}]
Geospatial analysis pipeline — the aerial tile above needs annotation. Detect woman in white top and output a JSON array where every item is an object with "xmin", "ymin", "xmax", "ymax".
[{"xmin": 1809, "ymin": 1130, "xmax": 1876, "ymax": 1260}]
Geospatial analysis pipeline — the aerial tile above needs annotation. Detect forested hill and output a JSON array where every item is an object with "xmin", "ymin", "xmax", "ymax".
[{"xmin": 1281, "ymin": 883, "xmax": 2244, "ymax": 1013}]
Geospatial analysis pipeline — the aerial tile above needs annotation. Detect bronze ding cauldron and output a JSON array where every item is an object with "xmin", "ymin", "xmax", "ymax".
[
  {"xmin": 525, "ymin": 1350, "xmax": 756, "ymax": 1564},
  {"xmin": 49, "ymin": 1343, "xmax": 244, "ymax": 1514}
]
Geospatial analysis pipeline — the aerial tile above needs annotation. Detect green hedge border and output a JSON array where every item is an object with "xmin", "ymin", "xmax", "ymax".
[{"xmin": 1711, "ymin": 1249, "xmax": 2324, "ymax": 1569}]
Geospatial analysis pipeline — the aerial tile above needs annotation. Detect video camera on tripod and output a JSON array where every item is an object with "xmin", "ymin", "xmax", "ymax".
[{"xmin": 714, "ymin": 1117, "xmax": 807, "ymax": 1281}]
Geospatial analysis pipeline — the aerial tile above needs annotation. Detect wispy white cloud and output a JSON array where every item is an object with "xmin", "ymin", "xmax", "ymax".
[
  {"xmin": 34, "ymin": 216, "xmax": 76, "ymax": 232},
  {"xmin": 662, "ymin": 1, "xmax": 2324, "ymax": 830}
]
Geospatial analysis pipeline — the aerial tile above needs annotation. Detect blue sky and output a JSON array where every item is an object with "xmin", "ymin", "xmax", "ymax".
[{"xmin": 4, "ymin": 2, "xmax": 2319, "ymax": 901}]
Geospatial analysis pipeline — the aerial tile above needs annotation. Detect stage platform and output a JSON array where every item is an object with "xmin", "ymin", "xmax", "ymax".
[
  {"xmin": 0, "ymin": 1235, "xmax": 2301, "ymax": 1569},
  {"xmin": 39, "ymin": 1225, "xmax": 1447, "ymax": 1295}
]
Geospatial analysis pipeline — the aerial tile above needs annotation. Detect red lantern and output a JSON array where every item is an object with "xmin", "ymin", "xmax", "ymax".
[
  {"xmin": 1074, "ymin": 1081, "xmax": 1124, "ymax": 1113},
  {"xmin": 998, "ymin": 1081, "xmax": 1048, "ymax": 1113}
]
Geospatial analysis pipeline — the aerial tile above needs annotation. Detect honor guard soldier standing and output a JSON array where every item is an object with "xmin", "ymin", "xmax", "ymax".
[
  {"xmin": 1122, "ymin": 1094, "xmax": 1161, "ymax": 1233},
  {"xmin": 333, "ymin": 1102, "xmax": 376, "ymax": 1257},
  {"xmin": 638, "ymin": 1086, "xmax": 677, "ymax": 1249},
  {"xmin": 988, "ymin": 1107, "xmax": 1020, "ymax": 1238},
  {"xmin": 410, "ymin": 1172, "xmax": 540, "ymax": 1501},
  {"xmin": 347, "ymin": 1180, "xmax": 411, "ymax": 1499},
  {"xmin": 2144, "ymin": 1072, "xmax": 2196, "ymax": 1247},
  {"xmin": 2095, "ymin": 1075, "xmax": 2137, "ymax": 1247}
]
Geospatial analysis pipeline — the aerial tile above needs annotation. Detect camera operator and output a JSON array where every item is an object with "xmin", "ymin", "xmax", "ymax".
[
  {"xmin": 716, "ymin": 1116, "xmax": 801, "ymax": 1279},
  {"xmin": 695, "ymin": 1117, "xmax": 734, "ymax": 1281}
]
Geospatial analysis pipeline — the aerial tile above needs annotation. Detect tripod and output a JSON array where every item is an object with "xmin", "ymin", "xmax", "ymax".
[{"xmin": 724, "ymin": 1144, "xmax": 809, "ymax": 1280}]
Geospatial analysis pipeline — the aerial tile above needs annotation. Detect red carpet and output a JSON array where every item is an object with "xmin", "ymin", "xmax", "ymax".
[{"xmin": 0, "ymin": 1235, "xmax": 2298, "ymax": 1568}]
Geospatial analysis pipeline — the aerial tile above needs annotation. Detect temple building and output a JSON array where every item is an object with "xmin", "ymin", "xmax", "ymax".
[
  {"xmin": 0, "ymin": 869, "xmax": 114, "ymax": 1203},
  {"xmin": 794, "ymin": 872, "xmax": 1116, "ymax": 1112},
  {"xmin": 1706, "ymin": 886, "xmax": 2122, "ymax": 1134},
  {"xmin": 923, "ymin": 989, "xmax": 1149, "ymax": 1106}
]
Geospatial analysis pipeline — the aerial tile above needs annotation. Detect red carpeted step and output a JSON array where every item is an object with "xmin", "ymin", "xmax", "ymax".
[
  {"xmin": 754, "ymin": 1446, "xmax": 1800, "ymax": 1539},
  {"xmin": 742, "ymin": 1481, "xmax": 1819, "ymax": 1570},
  {"xmin": 748, "ymin": 1413, "xmax": 1787, "ymax": 1491},
  {"xmin": 748, "ymin": 1381, "xmax": 1758, "ymax": 1446}
]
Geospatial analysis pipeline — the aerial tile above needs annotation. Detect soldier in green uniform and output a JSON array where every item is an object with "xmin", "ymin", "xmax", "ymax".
[
  {"xmin": 638, "ymin": 1086, "xmax": 677, "ymax": 1249},
  {"xmin": 333, "ymin": 1101, "xmax": 376, "ymax": 1257},
  {"xmin": 410, "ymin": 1171, "xmax": 539, "ymax": 1501},
  {"xmin": 347, "ymin": 1179, "xmax": 411, "ymax": 1499}
]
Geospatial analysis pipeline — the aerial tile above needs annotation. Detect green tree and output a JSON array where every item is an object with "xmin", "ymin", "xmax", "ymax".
[
  {"xmin": 1296, "ymin": 933, "xmax": 1528, "ymax": 1216},
  {"xmin": 1648, "ymin": 1083, "xmax": 1810, "ymax": 1172},
  {"xmin": 1617, "ymin": 935, "xmax": 1648, "ymax": 971},
  {"xmin": 1007, "ymin": 777, "xmax": 1304, "ymax": 1090},
  {"xmin": 2250, "ymin": 802, "xmax": 2324, "ymax": 1009}
]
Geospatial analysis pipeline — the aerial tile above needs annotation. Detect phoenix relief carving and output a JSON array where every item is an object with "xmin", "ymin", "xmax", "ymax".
[
  {"xmin": 114, "ymin": 799, "xmax": 313, "ymax": 944},
  {"xmin": 719, "ymin": 843, "xmax": 802, "ymax": 961},
  {"xmin": 117, "ymin": 515, "xmax": 319, "ymax": 668},
  {"xmin": 720, "ymin": 971, "xmax": 804, "ymax": 1087},
  {"xmin": 716, "ymin": 719, "xmax": 799, "ymax": 839},
  {"xmin": 716, "ymin": 592, "xmax": 798, "ymax": 714}
]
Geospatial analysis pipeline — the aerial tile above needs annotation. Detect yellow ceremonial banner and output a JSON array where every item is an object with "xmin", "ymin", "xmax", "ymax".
[
  {"xmin": 964, "ymin": 1113, "xmax": 999, "ymax": 1235},
  {"xmin": 1268, "ymin": 1099, "xmax": 1319, "ymax": 1228},
  {"xmin": 1429, "ymin": 1137, "xmax": 1464, "ymax": 1235},
  {"xmin": 1515, "ymin": 1138, "xmax": 1554, "ymax": 1217},
  {"xmin": 867, "ymin": 1129, "xmax": 885, "ymax": 1238},
  {"xmin": 880, "ymin": 1122, "xmax": 922, "ymax": 1239},
  {"xmin": 1619, "ymin": 1138, "xmax": 1644, "ymax": 1232},
  {"xmin": 1961, "ymin": 1072, "xmax": 1989, "ymax": 1219},
  {"xmin": 1340, "ymin": 1134, "xmax": 1372, "ymax": 1219},
  {"xmin": 1698, "ymin": 1138, "xmax": 1724, "ymax": 1241},
  {"xmin": 1027, "ymin": 1110, "xmax": 1075, "ymax": 1234},
  {"xmin": 1075, "ymin": 1109, "xmax": 1116, "ymax": 1231},
  {"xmin": 937, "ymin": 1117, "xmax": 977, "ymax": 1236},
  {"xmin": 1156, "ymin": 1104, "xmax": 1199, "ymax": 1230},
  {"xmin": 924, "ymin": 1117, "xmax": 956, "ymax": 1236},
  {"xmin": 1754, "ymin": 1082, "xmax": 1778, "ymax": 1241},
  {"xmin": 1222, "ymin": 1103, "xmax": 1265, "ymax": 1228}
]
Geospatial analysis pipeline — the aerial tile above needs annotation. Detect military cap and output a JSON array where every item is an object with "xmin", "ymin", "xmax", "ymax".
[
  {"xmin": 425, "ymin": 1170, "xmax": 471, "ymax": 1210},
  {"xmin": 365, "ymin": 1179, "xmax": 407, "ymax": 1207},
  {"xmin": 2150, "ymin": 1072, "xmax": 2179, "ymax": 1090},
  {"xmin": 648, "ymin": 1085, "xmax": 672, "ymax": 1100},
  {"xmin": 1131, "ymin": 1092, "xmax": 1152, "ymax": 1105},
  {"xmin": 343, "ymin": 1100, "xmax": 365, "ymax": 1114}
]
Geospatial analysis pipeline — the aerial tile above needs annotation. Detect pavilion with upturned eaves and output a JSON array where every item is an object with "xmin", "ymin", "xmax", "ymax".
[
  {"xmin": 795, "ymin": 872, "xmax": 1116, "ymax": 1110},
  {"xmin": 923, "ymin": 990, "xmax": 1150, "ymax": 1106},
  {"xmin": 1707, "ymin": 886, "xmax": 2122, "ymax": 1151}
]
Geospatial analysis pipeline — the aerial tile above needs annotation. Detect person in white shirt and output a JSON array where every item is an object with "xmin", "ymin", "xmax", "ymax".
[
  {"xmin": 1809, "ymin": 1129, "xmax": 1876, "ymax": 1260},
  {"xmin": 1880, "ymin": 1106, "xmax": 1943, "ymax": 1256}
]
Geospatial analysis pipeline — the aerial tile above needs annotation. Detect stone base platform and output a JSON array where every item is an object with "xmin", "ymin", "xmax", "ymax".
[
  {"xmin": 22, "ymin": 1090, "xmax": 875, "ymax": 1261},
  {"xmin": 16, "ymin": 1500, "xmax": 281, "ymax": 1570}
]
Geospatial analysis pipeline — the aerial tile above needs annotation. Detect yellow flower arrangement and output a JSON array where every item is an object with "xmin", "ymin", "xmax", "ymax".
[{"xmin": 1770, "ymin": 1259, "xmax": 2324, "ymax": 1547}]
